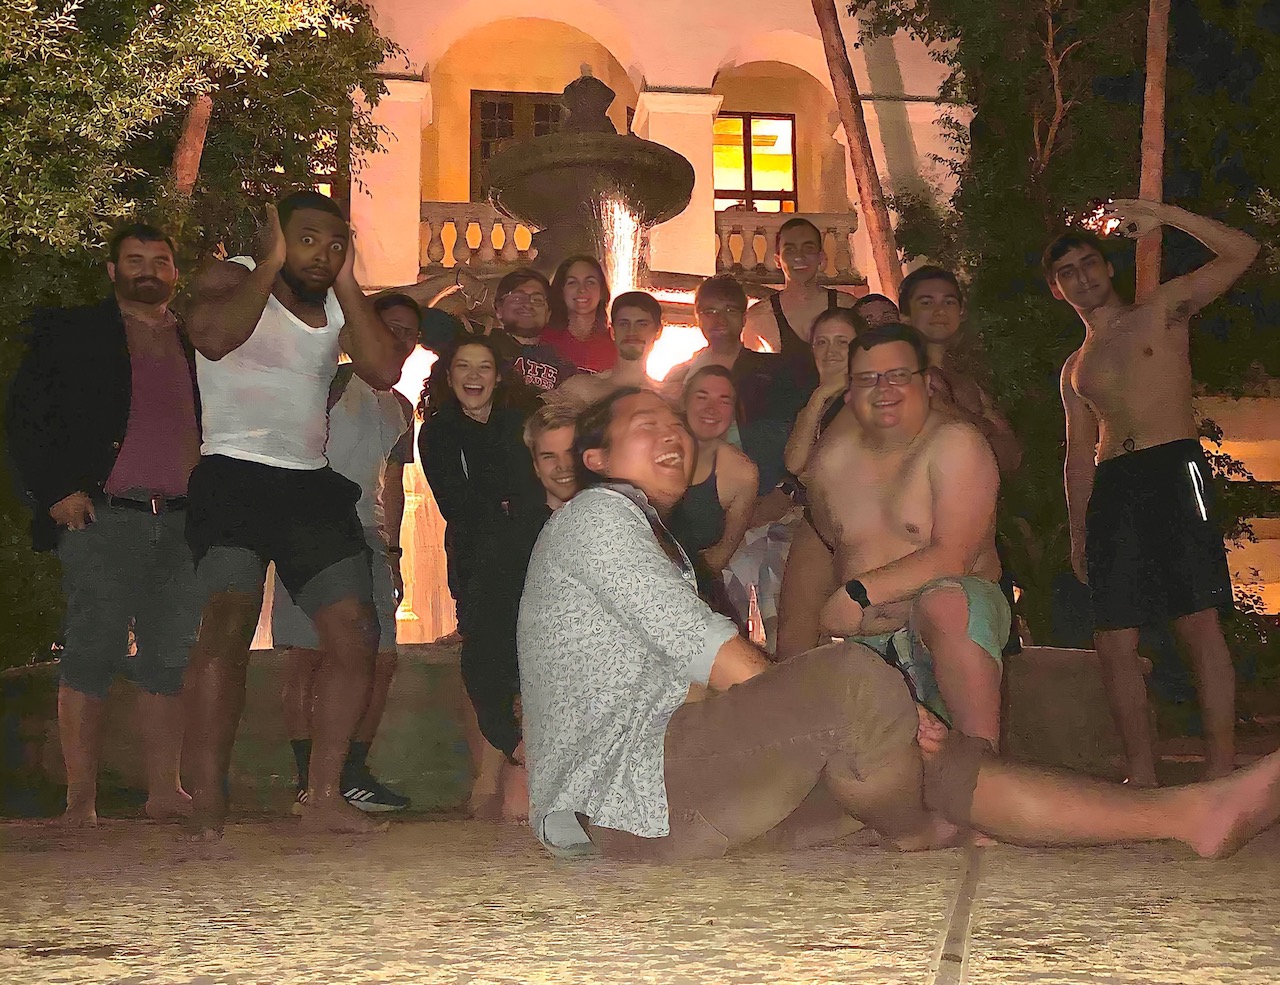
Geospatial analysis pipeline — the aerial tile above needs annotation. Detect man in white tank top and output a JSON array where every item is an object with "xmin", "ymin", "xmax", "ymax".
[{"xmin": 183, "ymin": 190, "xmax": 411, "ymax": 838}]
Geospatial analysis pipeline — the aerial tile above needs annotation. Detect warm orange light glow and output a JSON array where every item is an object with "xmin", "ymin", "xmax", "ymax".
[
  {"xmin": 394, "ymin": 346, "xmax": 439, "ymax": 405},
  {"xmin": 647, "ymin": 324, "xmax": 706, "ymax": 380}
]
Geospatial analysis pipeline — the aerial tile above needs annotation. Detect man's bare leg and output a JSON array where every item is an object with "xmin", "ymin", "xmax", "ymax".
[
  {"xmin": 54, "ymin": 684, "xmax": 105, "ymax": 827},
  {"xmin": 183, "ymin": 592, "xmax": 261, "ymax": 839},
  {"xmin": 776, "ymin": 520, "xmax": 835, "ymax": 661},
  {"xmin": 958, "ymin": 744, "xmax": 1280, "ymax": 859},
  {"xmin": 1171, "ymin": 607, "xmax": 1236, "ymax": 779},
  {"xmin": 138, "ymin": 691, "xmax": 192, "ymax": 819},
  {"xmin": 1094, "ymin": 627, "xmax": 1158, "ymax": 786},
  {"xmin": 303, "ymin": 597, "xmax": 385, "ymax": 833},
  {"xmin": 913, "ymin": 586, "xmax": 1002, "ymax": 749},
  {"xmin": 355, "ymin": 650, "xmax": 397, "ymax": 744},
  {"xmin": 280, "ymin": 648, "xmax": 321, "ymax": 740}
]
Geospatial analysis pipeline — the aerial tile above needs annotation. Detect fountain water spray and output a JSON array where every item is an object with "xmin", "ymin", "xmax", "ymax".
[{"xmin": 599, "ymin": 194, "xmax": 642, "ymax": 299}]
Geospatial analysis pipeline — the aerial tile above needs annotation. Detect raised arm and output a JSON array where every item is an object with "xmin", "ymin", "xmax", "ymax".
[
  {"xmin": 819, "ymin": 422, "xmax": 999, "ymax": 636},
  {"xmin": 185, "ymin": 206, "xmax": 285, "ymax": 360},
  {"xmin": 1060, "ymin": 353, "xmax": 1099, "ymax": 584},
  {"xmin": 1104, "ymin": 200, "xmax": 1260, "ymax": 318},
  {"xmin": 741, "ymin": 301, "xmax": 777, "ymax": 353},
  {"xmin": 335, "ymin": 234, "xmax": 405, "ymax": 391},
  {"xmin": 702, "ymin": 449, "xmax": 759, "ymax": 573},
  {"xmin": 784, "ymin": 384, "xmax": 844, "ymax": 477}
]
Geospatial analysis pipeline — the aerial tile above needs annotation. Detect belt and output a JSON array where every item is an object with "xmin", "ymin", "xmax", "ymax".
[{"xmin": 103, "ymin": 493, "xmax": 188, "ymax": 515}]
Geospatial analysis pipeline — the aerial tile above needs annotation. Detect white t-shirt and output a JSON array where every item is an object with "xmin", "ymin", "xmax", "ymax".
[
  {"xmin": 196, "ymin": 257, "xmax": 345, "ymax": 469},
  {"xmin": 326, "ymin": 374, "xmax": 411, "ymax": 530}
]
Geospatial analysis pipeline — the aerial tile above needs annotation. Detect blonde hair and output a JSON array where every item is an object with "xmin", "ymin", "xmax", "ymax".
[{"xmin": 523, "ymin": 401, "xmax": 579, "ymax": 451}]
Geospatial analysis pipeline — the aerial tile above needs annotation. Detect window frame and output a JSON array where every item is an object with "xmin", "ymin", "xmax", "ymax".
[{"xmin": 713, "ymin": 111, "xmax": 800, "ymax": 213}]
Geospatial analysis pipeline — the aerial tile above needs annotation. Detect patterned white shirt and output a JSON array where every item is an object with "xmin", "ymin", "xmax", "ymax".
[{"xmin": 518, "ymin": 483, "xmax": 739, "ymax": 854}]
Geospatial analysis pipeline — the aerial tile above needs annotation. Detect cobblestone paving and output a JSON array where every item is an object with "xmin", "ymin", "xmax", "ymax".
[{"xmin": 1, "ymin": 820, "xmax": 1277, "ymax": 984}]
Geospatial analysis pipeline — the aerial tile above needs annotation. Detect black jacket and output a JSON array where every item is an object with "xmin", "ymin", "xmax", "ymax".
[
  {"xmin": 5, "ymin": 296, "xmax": 200, "ymax": 552},
  {"xmin": 417, "ymin": 400, "xmax": 541, "ymax": 525}
]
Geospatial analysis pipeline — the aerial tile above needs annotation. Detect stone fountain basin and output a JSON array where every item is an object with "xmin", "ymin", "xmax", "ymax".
[{"xmin": 487, "ymin": 132, "xmax": 695, "ymax": 230}]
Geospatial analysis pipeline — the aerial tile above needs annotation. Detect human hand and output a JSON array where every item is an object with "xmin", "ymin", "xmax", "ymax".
[
  {"xmin": 391, "ymin": 559, "xmax": 404, "ymax": 606},
  {"xmin": 926, "ymin": 366, "xmax": 955, "ymax": 405},
  {"xmin": 336, "ymin": 226, "xmax": 359, "ymax": 288},
  {"xmin": 816, "ymin": 371, "xmax": 849, "ymax": 400},
  {"xmin": 1070, "ymin": 542, "xmax": 1088, "ymax": 586},
  {"xmin": 1101, "ymin": 199, "xmax": 1163, "ymax": 239},
  {"xmin": 258, "ymin": 203, "xmax": 287, "ymax": 272},
  {"xmin": 50, "ymin": 492, "xmax": 94, "ymax": 530},
  {"xmin": 818, "ymin": 588, "xmax": 864, "ymax": 638},
  {"xmin": 915, "ymin": 704, "xmax": 949, "ymax": 759}
]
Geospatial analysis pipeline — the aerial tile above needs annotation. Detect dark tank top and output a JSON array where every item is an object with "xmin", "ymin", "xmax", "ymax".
[{"xmin": 669, "ymin": 453, "xmax": 725, "ymax": 557}]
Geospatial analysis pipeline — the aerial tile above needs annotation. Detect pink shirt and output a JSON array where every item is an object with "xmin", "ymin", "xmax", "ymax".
[{"xmin": 105, "ymin": 319, "xmax": 200, "ymax": 497}]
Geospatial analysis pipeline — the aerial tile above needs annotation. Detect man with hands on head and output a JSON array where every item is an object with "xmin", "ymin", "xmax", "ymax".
[{"xmin": 181, "ymin": 190, "xmax": 409, "ymax": 838}]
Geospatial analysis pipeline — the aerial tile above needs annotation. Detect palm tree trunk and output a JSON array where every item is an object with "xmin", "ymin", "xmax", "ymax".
[
  {"xmin": 170, "ymin": 92, "xmax": 215, "ymax": 199},
  {"xmin": 812, "ymin": 0, "xmax": 902, "ymax": 294},
  {"xmin": 1136, "ymin": 0, "xmax": 1171, "ymax": 299}
]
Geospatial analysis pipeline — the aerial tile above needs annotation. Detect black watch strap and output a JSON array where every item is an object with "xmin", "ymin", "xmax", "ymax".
[{"xmin": 844, "ymin": 578, "xmax": 871, "ymax": 608}]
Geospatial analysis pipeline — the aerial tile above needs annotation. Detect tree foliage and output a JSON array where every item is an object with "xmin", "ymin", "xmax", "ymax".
[
  {"xmin": 0, "ymin": 0, "xmax": 402, "ymax": 667},
  {"xmin": 854, "ymin": 0, "xmax": 1279, "ymax": 656}
]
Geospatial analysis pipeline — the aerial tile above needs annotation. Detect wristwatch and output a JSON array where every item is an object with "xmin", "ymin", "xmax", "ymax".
[{"xmin": 844, "ymin": 578, "xmax": 870, "ymax": 608}]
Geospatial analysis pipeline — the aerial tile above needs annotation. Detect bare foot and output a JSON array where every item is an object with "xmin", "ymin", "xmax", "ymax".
[
  {"xmin": 889, "ymin": 814, "xmax": 962, "ymax": 852},
  {"xmin": 183, "ymin": 802, "xmax": 226, "ymax": 842},
  {"xmin": 916, "ymin": 705, "xmax": 949, "ymax": 760},
  {"xmin": 1185, "ymin": 749, "xmax": 1280, "ymax": 859},
  {"xmin": 145, "ymin": 790, "xmax": 193, "ymax": 821},
  {"xmin": 499, "ymin": 762, "xmax": 529, "ymax": 824},
  {"xmin": 51, "ymin": 805, "xmax": 99, "ymax": 828},
  {"xmin": 300, "ymin": 798, "xmax": 391, "ymax": 834}
]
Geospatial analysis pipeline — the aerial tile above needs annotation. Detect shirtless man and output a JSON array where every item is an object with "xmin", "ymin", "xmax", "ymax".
[
  {"xmin": 742, "ymin": 217, "xmax": 857, "ymax": 354},
  {"xmin": 781, "ymin": 323, "xmax": 1008, "ymax": 748},
  {"xmin": 898, "ymin": 265, "xmax": 1021, "ymax": 475},
  {"xmin": 1050, "ymin": 200, "xmax": 1260, "ymax": 785},
  {"xmin": 552, "ymin": 291, "xmax": 662, "ymax": 408}
]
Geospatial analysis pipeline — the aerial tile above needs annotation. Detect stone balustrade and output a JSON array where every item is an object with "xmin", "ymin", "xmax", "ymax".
[
  {"xmin": 715, "ymin": 210, "xmax": 864, "ymax": 286},
  {"xmin": 419, "ymin": 202, "xmax": 538, "ymax": 272}
]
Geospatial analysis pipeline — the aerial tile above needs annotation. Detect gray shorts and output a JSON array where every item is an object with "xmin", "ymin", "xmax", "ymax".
[
  {"xmin": 57, "ymin": 504, "xmax": 203, "ymax": 699},
  {"xmin": 270, "ymin": 528, "xmax": 396, "ymax": 650}
]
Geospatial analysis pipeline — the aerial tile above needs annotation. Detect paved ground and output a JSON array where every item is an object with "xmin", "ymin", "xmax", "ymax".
[{"xmin": 2, "ymin": 818, "xmax": 1278, "ymax": 984}]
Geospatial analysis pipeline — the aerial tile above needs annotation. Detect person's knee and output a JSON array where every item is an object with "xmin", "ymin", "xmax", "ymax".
[
  {"xmin": 912, "ymin": 585, "xmax": 970, "ymax": 644},
  {"xmin": 805, "ymin": 640, "xmax": 915, "ymax": 728}
]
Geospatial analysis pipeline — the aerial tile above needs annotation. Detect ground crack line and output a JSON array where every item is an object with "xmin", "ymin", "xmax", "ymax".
[{"xmin": 931, "ymin": 844, "xmax": 983, "ymax": 985}]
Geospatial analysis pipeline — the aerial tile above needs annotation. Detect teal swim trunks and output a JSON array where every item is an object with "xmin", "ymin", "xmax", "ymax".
[{"xmin": 851, "ymin": 576, "xmax": 1010, "ymax": 726}]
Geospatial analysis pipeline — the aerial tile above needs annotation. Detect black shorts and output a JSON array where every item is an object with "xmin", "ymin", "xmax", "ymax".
[
  {"xmin": 185, "ymin": 455, "xmax": 370, "ymax": 612},
  {"xmin": 1085, "ymin": 439, "xmax": 1232, "ymax": 631}
]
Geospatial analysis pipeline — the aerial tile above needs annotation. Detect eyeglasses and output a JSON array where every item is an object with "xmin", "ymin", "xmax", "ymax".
[
  {"xmin": 500, "ymin": 293, "xmax": 547, "ymax": 308},
  {"xmin": 696, "ymin": 305, "xmax": 744, "ymax": 318},
  {"xmin": 849, "ymin": 368, "xmax": 924, "ymax": 388}
]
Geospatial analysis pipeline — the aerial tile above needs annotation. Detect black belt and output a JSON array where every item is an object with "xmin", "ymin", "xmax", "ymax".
[{"xmin": 103, "ymin": 493, "xmax": 188, "ymax": 515}]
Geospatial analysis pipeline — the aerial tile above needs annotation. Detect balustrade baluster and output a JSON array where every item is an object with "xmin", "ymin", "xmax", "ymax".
[
  {"xmin": 425, "ymin": 219, "xmax": 446, "ymax": 268},
  {"xmin": 476, "ymin": 217, "xmax": 497, "ymax": 265},
  {"xmin": 498, "ymin": 221, "xmax": 519, "ymax": 264}
]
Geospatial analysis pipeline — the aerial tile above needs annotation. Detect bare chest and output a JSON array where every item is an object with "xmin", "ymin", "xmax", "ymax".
[
  {"xmin": 1073, "ymin": 311, "xmax": 1188, "ymax": 410},
  {"xmin": 810, "ymin": 439, "xmax": 933, "ymax": 552}
]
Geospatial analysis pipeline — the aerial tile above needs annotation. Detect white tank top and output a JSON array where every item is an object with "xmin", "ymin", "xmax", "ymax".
[
  {"xmin": 326, "ymin": 375, "xmax": 410, "ymax": 529},
  {"xmin": 197, "ymin": 257, "xmax": 345, "ymax": 469}
]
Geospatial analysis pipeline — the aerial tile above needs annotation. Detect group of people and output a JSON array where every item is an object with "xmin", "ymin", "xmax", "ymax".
[{"xmin": 10, "ymin": 187, "xmax": 1280, "ymax": 863}]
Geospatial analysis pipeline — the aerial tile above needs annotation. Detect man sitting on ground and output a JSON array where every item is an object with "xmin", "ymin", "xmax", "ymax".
[
  {"xmin": 552, "ymin": 291, "xmax": 662, "ymax": 407},
  {"xmin": 778, "ymin": 323, "xmax": 1007, "ymax": 750},
  {"xmin": 516, "ymin": 387, "xmax": 1280, "ymax": 862}
]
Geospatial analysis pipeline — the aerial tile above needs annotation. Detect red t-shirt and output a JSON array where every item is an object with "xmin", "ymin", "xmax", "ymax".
[{"xmin": 543, "ymin": 327, "xmax": 616, "ymax": 375}]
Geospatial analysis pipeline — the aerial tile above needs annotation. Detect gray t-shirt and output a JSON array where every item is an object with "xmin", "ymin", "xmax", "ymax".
[{"xmin": 517, "ymin": 483, "xmax": 738, "ymax": 854}]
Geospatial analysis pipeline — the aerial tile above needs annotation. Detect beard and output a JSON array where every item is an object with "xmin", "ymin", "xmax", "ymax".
[
  {"xmin": 116, "ymin": 276, "xmax": 171, "ymax": 305},
  {"xmin": 280, "ymin": 265, "xmax": 332, "ymax": 304}
]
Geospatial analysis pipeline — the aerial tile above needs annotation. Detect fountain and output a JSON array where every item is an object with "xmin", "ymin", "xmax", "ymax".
[{"xmin": 486, "ymin": 72, "xmax": 696, "ymax": 288}]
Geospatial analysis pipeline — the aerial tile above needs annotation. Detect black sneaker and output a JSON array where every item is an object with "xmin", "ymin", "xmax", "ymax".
[{"xmin": 341, "ymin": 772, "xmax": 410, "ymax": 812}]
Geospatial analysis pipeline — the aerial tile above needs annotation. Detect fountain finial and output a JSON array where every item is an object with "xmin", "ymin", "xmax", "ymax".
[{"xmin": 562, "ymin": 73, "xmax": 618, "ymax": 134}]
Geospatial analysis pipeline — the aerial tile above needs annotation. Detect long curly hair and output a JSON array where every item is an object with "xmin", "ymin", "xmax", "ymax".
[
  {"xmin": 547, "ymin": 254, "xmax": 611, "ymax": 337},
  {"xmin": 417, "ymin": 335, "xmax": 512, "ymax": 420}
]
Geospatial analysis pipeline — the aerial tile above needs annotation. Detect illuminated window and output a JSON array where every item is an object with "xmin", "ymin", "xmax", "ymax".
[
  {"xmin": 470, "ymin": 91, "xmax": 565, "ymax": 201},
  {"xmin": 714, "ymin": 113, "xmax": 798, "ymax": 213}
]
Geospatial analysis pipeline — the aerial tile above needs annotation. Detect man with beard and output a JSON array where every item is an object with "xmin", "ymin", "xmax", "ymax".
[
  {"xmin": 489, "ymin": 268, "xmax": 578, "ymax": 393},
  {"xmin": 552, "ymin": 291, "xmax": 663, "ymax": 407},
  {"xmin": 8, "ymin": 223, "xmax": 202, "ymax": 827},
  {"xmin": 182, "ymin": 190, "xmax": 409, "ymax": 837},
  {"xmin": 1049, "ymin": 202, "xmax": 1260, "ymax": 786}
]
